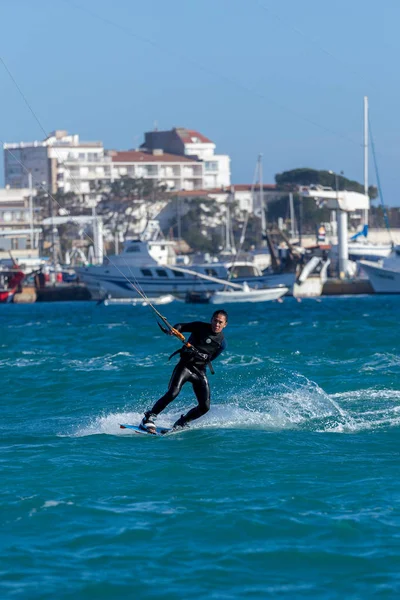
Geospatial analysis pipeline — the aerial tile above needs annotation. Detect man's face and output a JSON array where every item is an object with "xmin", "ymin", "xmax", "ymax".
[{"xmin": 211, "ymin": 313, "xmax": 227, "ymax": 333}]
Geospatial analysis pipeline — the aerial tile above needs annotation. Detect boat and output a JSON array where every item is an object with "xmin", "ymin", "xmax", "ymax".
[
  {"xmin": 209, "ymin": 282, "xmax": 288, "ymax": 304},
  {"xmin": 168, "ymin": 264, "xmax": 288, "ymax": 304},
  {"xmin": 101, "ymin": 294, "xmax": 176, "ymax": 306},
  {"xmin": 0, "ymin": 268, "xmax": 25, "ymax": 303},
  {"xmin": 293, "ymin": 255, "xmax": 331, "ymax": 297},
  {"xmin": 344, "ymin": 98, "xmax": 391, "ymax": 263},
  {"xmin": 75, "ymin": 236, "xmax": 287, "ymax": 300},
  {"xmin": 330, "ymin": 225, "xmax": 392, "ymax": 262},
  {"xmin": 359, "ymin": 246, "xmax": 400, "ymax": 293}
]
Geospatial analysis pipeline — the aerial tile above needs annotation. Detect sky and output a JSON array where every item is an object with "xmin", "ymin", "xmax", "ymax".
[{"xmin": 1, "ymin": 0, "xmax": 400, "ymax": 205}]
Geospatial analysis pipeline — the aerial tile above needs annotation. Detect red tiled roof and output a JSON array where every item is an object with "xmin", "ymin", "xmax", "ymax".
[
  {"xmin": 112, "ymin": 151, "xmax": 198, "ymax": 163},
  {"xmin": 174, "ymin": 128, "xmax": 213, "ymax": 144},
  {"xmin": 173, "ymin": 189, "xmax": 220, "ymax": 197},
  {"xmin": 173, "ymin": 185, "xmax": 276, "ymax": 197}
]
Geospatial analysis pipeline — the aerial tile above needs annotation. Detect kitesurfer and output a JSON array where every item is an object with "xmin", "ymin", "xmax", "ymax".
[{"xmin": 140, "ymin": 310, "xmax": 228, "ymax": 432}]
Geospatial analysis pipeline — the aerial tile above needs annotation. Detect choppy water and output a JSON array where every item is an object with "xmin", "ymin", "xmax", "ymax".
[{"xmin": 1, "ymin": 296, "xmax": 400, "ymax": 599}]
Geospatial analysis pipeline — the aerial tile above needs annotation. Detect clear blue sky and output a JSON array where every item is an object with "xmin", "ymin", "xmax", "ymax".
[{"xmin": 1, "ymin": 0, "xmax": 399, "ymax": 204}]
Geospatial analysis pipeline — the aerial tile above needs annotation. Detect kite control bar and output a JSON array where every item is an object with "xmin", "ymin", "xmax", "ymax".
[{"xmin": 156, "ymin": 320, "xmax": 215, "ymax": 375}]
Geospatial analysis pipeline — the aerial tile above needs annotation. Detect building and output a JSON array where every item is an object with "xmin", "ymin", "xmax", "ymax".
[
  {"xmin": 0, "ymin": 187, "xmax": 35, "ymax": 229},
  {"xmin": 0, "ymin": 187, "xmax": 41, "ymax": 261},
  {"xmin": 3, "ymin": 130, "xmax": 105, "ymax": 201},
  {"xmin": 141, "ymin": 127, "xmax": 230, "ymax": 189},
  {"xmin": 3, "ymin": 127, "xmax": 231, "ymax": 203},
  {"xmin": 110, "ymin": 150, "xmax": 204, "ymax": 192}
]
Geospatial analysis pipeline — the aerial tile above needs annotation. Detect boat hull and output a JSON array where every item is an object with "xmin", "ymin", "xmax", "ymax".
[
  {"xmin": 359, "ymin": 260, "xmax": 400, "ymax": 293},
  {"xmin": 76, "ymin": 265, "xmax": 292, "ymax": 300},
  {"xmin": 209, "ymin": 286, "xmax": 288, "ymax": 304}
]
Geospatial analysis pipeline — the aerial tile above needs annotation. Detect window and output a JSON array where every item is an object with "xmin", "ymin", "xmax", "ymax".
[
  {"xmin": 205, "ymin": 268, "xmax": 218, "ymax": 277},
  {"xmin": 141, "ymin": 269, "xmax": 153, "ymax": 276},
  {"xmin": 155, "ymin": 269, "xmax": 168, "ymax": 277},
  {"xmin": 126, "ymin": 246, "xmax": 140, "ymax": 253},
  {"xmin": 229, "ymin": 265, "xmax": 256, "ymax": 277},
  {"xmin": 173, "ymin": 270, "xmax": 184, "ymax": 277},
  {"xmin": 205, "ymin": 161, "xmax": 218, "ymax": 172}
]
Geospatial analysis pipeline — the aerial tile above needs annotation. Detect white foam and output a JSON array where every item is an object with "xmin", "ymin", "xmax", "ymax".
[
  {"xmin": 68, "ymin": 372, "xmax": 400, "ymax": 437},
  {"xmin": 42, "ymin": 500, "xmax": 74, "ymax": 508}
]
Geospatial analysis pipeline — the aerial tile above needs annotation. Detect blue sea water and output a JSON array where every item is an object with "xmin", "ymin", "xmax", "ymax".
[{"xmin": 1, "ymin": 296, "xmax": 400, "ymax": 599}]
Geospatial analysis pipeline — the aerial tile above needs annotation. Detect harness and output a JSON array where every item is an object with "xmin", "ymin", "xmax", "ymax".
[
  {"xmin": 168, "ymin": 330, "xmax": 223, "ymax": 375},
  {"xmin": 168, "ymin": 345, "xmax": 216, "ymax": 375}
]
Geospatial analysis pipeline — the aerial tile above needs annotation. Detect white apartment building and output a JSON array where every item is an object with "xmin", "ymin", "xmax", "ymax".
[
  {"xmin": 3, "ymin": 130, "xmax": 104, "ymax": 200},
  {"xmin": 0, "ymin": 187, "xmax": 36, "ymax": 228},
  {"xmin": 3, "ymin": 128, "xmax": 231, "ymax": 203},
  {"xmin": 0, "ymin": 187, "xmax": 40, "ymax": 256},
  {"xmin": 140, "ymin": 127, "xmax": 230, "ymax": 189}
]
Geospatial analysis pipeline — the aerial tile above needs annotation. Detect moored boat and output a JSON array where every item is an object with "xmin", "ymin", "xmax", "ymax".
[{"xmin": 0, "ymin": 268, "xmax": 25, "ymax": 303}]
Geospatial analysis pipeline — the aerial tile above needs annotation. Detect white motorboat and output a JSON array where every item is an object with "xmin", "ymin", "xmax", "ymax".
[
  {"xmin": 346, "ymin": 239, "xmax": 392, "ymax": 261},
  {"xmin": 102, "ymin": 294, "xmax": 176, "ymax": 306},
  {"xmin": 359, "ymin": 246, "xmax": 400, "ymax": 293},
  {"xmin": 76, "ymin": 237, "xmax": 288, "ymax": 300},
  {"xmin": 209, "ymin": 282, "xmax": 288, "ymax": 304}
]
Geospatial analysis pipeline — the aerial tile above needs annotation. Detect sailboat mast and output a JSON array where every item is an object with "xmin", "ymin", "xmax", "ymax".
[
  {"xmin": 225, "ymin": 193, "xmax": 231, "ymax": 252},
  {"xmin": 289, "ymin": 192, "xmax": 296, "ymax": 240},
  {"xmin": 363, "ymin": 95, "xmax": 369, "ymax": 227},
  {"xmin": 259, "ymin": 154, "xmax": 266, "ymax": 244}
]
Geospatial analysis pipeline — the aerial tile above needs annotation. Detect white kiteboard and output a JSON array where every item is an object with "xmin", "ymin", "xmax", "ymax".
[{"xmin": 119, "ymin": 424, "xmax": 171, "ymax": 436}]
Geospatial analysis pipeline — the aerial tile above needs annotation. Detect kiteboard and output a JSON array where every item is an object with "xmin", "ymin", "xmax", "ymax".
[{"xmin": 120, "ymin": 424, "xmax": 171, "ymax": 436}]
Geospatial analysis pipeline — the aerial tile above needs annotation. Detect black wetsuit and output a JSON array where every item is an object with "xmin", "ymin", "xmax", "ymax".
[{"xmin": 150, "ymin": 321, "xmax": 227, "ymax": 426}]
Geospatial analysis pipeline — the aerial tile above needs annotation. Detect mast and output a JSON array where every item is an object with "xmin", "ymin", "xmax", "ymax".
[
  {"xmin": 258, "ymin": 154, "xmax": 266, "ymax": 245},
  {"xmin": 363, "ymin": 95, "xmax": 369, "ymax": 228},
  {"xmin": 289, "ymin": 192, "xmax": 296, "ymax": 240},
  {"xmin": 225, "ymin": 191, "xmax": 231, "ymax": 253},
  {"xmin": 28, "ymin": 170, "xmax": 34, "ymax": 250}
]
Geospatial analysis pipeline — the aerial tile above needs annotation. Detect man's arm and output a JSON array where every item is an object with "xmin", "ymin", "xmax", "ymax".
[{"xmin": 172, "ymin": 322, "xmax": 201, "ymax": 334}]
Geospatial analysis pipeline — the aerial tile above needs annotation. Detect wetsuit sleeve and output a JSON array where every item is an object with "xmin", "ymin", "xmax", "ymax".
[
  {"xmin": 211, "ymin": 339, "xmax": 227, "ymax": 361},
  {"xmin": 172, "ymin": 322, "xmax": 202, "ymax": 334}
]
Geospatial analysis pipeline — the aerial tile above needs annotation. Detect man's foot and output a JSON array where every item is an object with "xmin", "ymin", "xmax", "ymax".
[
  {"xmin": 140, "ymin": 412, "xmax": 157, "ymax": 433},
  {"xmin": 172, "ymin": 415, "xmax": 189, "ymax": 430}
]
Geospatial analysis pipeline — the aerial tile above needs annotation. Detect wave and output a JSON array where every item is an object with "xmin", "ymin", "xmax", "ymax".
[{"xmin": 69, "ymin": 369, "xmax": 400, "ymax": 437}]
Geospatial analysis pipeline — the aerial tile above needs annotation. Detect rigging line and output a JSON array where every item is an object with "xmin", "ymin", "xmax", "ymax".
[
  {"xmin": 58, "ymin": 0, "xmax": 361, "ymax": 149},
  {"xmin": 253, "ymin": 0, "xmax": 378, "ymax": 94},
  {"xmin": 0, "ymin": 56, "xmax": 49, "ymax": 141},
  {"xmin": 1, "ymin": 143, "xmax": 156, "ymax": 305},
  {"xmin": 0, "ymin": 56, "xmax": 152, "ymax": 303},
  {"xmin": 368, "ymin": 118, "xmax": 393, "ymax": 242},
  {"xmin": 0, "ymin": 54, "xmax": 105, "ymax": 223},
  {"xmin": 1, "ymin": 53, "xmax": 170, "ymax": 305}
]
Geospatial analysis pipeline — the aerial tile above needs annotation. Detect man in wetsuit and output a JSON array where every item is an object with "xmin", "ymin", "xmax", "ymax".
[{"xmin": 140, "ymin": 310, "xmax": 228, "ymax": 432}]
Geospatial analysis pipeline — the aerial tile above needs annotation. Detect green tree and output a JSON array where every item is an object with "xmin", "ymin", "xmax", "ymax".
[
  {"xmin": 95, "ymin": 176, "xmax": 169, "ymax": 238},
  {"xmin": 275, "ymin": 168, "xmax": 378, "ymax": 200}
]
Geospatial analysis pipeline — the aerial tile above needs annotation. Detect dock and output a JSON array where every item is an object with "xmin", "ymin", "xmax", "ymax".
[
  {"xmin": 322, "ymin": 279, "xmax": 374, "ymax": 295},
  {"xmin": 13, "ymin": 284, "xmax": 91, "ymax": 303}
]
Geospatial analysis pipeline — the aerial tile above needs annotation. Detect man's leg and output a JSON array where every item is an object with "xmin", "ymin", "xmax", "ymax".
[
  {"xmin": 141, "ymin": 363, "xmax": 191, "ymax": 431},
  {"xmin": 173, "ymin": 371, "xmax": 210, "ymax": 428}
]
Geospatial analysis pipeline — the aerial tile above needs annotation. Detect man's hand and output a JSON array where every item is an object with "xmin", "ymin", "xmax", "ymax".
[{"xmin": 171, "ymin": 327, "xmax": 185, "ymax": 341}]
